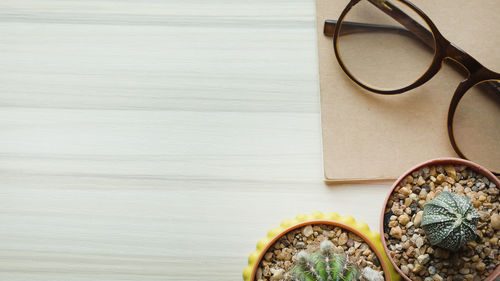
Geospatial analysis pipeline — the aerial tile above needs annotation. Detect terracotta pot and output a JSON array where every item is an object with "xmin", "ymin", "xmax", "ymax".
[
  {"xmin": 243, "ymin": 212, "xmax": 400, "ymax": 281},
  {"xmin": 380, "ymin": 158, "xmax": 500, "ymax": 281}
]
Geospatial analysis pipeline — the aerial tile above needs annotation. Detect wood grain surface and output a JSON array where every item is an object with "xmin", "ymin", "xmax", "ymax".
[{"xmin": 0, "ymin": 1, "xmax": 392, "ymax": 280}]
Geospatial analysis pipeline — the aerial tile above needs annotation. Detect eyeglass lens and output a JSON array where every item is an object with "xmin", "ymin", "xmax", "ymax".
[
  {"xmin": 453, "ymin": 80, "xmax": 500, "ymax": 173},
  {"xmin": 336, "ymin": 0, "xmax": 436, "ymax": 91}
]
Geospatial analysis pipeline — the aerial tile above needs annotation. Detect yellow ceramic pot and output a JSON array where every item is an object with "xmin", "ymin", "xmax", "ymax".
[{"xmin": 243, "ymin": 211, "xmax": 400, "ymax": 281}]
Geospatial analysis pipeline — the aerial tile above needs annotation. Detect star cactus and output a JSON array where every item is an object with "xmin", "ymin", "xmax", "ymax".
[{"xmin": 421, "ymin": 191, "xmax": 480, "ymax": 251}]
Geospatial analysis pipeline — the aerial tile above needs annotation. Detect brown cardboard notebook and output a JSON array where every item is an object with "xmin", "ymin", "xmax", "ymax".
[{"xmin": 317, "ymin": 0, "xmax": 500, "ymax": 182}]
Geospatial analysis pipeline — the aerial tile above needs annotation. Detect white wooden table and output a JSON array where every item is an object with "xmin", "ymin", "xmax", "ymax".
[{"xmin": 0, "ymin": 1, "xmax": 391, "ymax": 280}]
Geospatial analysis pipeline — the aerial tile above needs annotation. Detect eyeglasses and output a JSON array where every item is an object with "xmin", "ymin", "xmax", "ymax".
[{"xmin": 323, "ymin": 0, "xmax": 500, "ymax": 175}]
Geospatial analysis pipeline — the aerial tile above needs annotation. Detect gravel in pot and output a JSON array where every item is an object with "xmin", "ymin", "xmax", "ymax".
[
  {"xmin": 383, "ymin": 163, "xmax": 499, "ymax": 281},
  {"xmin": 256, "ymin": 223, "xmax": 385, "ymax": 281}
]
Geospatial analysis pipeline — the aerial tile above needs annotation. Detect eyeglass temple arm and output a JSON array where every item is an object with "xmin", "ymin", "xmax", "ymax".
[
  {"xmin": 323, "ymin": 20, "xmax": 433, "ymax": 50},
  {"xmin": 324, "ymin": 20, "xmax": 406, "ymax": 36}
]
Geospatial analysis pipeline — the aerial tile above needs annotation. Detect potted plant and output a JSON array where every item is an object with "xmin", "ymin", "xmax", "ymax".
[
  {"xmin": 380, "ymin": 158, "xmax": 500, "ymax": 281},
  {"xmin": 243, "ymin": 211, "xmax": 400, "ymax": 281}
]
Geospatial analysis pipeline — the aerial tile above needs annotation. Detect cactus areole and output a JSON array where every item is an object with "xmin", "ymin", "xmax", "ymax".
[{"xmin": 421, "ymin": 191, "xmax": 480, "ymax": 251}]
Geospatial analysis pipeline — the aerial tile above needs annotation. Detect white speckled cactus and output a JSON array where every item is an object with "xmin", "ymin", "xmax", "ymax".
[
  {"xmin": 291, "ymin": 240, "xmax": 359, "ymax": 281},
  {"xmin": 421, "ymin": 191, "xmax": 480, "ymax": 251}
]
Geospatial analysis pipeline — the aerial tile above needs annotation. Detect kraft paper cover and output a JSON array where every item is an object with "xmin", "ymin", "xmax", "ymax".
[{"xmin": 316, "ymin": 0, "xmax": 499, "ymax": 181}]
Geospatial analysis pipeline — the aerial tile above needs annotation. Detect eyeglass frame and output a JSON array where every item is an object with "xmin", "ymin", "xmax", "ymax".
[{"xmin": 323, "ymin": 0, "xmax": 500, "ymax": 175}]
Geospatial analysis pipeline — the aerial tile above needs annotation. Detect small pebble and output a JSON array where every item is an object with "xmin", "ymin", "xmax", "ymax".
[
  {"xmin": 398, "ymin": 214, "xmax": 410, "ymax": 226},
  {"xmin": 302, "ymin": 225, "xmax": 313, "ymax": 237},
  {"xmin": 417, "ymin": 254, "xmax": 430, "ymax": 265},
  {"xmin": 415, "ymin": 236, "xmax": 424, "ymax": 248},
  {"xmin": 459, "ymin": 268, "xmax": 469, "ymax": 275},
  {"xmin": 432, "ymin": 274, "xmax": 443, "ymax": 281},
  {"xmin": 401, "ymin": 265, "xmax": 409, "ymax": 275},
  {"xmin": 390, "ymin": 226, "xmax": 402, "ymax": 239},
  {"xmin": 338, "ymin": 232, "xmax": 348, "ymax": 245},
  {"xmin": 435, "ymin": 174, "xmax": 445, "ymax": 184},
  {"xmin": 419, "ymin": 189, "xmax": 428, "ymax": 199},
  {"xmin": 417, "ymin": 176, "xmax": 426, "ymax": 186},
  {"xmin": 270, "ymin": 268, "xmax": 283, "ymax": 281},
  {"xmin": 475, "ymin": 262, "xmax": 486, "ymax": 271},
  {"xmin": 444, "ymin": 165, "xmax": 457, "ymax": 180},
  {"xmin": 414, "ymin": 211, "xmax": 423, "ymax": 228},
  {"xmin": 428, "ymin": 266, "xmax": 437, "ymax": 275},
  {"xmin": 491, "ymin": 213, "xmax": 500, "ymax": 230},
  {"xmin": 490, "ymin": 237, "xmax": 498, "ymax": 245},
  {"xmin": 412, "ymin": 263, "xmax": 424, "ymax": 273},
  {"xmin": 399, "ymin": 186, "xmax": 411, "ymax": 196}
]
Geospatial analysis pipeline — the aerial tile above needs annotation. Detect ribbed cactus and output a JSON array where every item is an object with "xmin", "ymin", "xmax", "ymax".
[
  {"xmin": 291, "ymin": 240, "xmax": 359, "ymax": 281},
  {"xmin": 421, "ymin": 191, "xmax": 480, "ymax": 251}
]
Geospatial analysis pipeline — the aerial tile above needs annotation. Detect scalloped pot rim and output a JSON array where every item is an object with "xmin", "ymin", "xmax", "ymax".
[
  {"xmin": 380, "ymin": 157, "xmax": 500, "ymax": 281},
  {"xmin": 243, "ymin": 212, "xmax": 401, "ymax": 281}
]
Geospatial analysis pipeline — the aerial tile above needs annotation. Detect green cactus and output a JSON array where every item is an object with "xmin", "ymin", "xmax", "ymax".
[
  {"xmin": 421, "ymin": 191, "xmax": 480, "ymax": 251},
  {"xmin": 290, "ymin": 240, "xmax": 359, "ymax": 281}
]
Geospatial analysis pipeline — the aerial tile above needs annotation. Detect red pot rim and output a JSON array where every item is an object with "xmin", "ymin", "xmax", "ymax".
[
  {"xmin": 379, "ymin": 157, "xmax": 500, "ymax": 281},
  {"xmin": 251, "ymin": 220, "xmax": 391, "ymax": 281}
]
